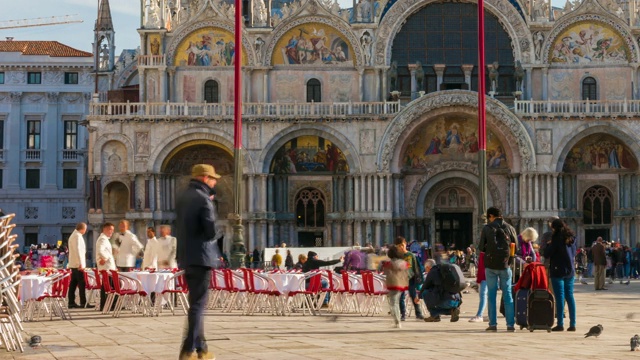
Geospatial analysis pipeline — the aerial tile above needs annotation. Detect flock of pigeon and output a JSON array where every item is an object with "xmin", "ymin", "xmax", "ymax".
[{"xmin": 583, "ymin": 324, "xmax": 640, "ymax": 352}]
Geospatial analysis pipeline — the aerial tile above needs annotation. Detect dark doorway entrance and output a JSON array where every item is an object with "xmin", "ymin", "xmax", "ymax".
[
  {"xmin": 435, "ymin": 212, "xmax": 473, "ymax": 250},
  {"xmin": 584, "ymin": 228, "xmax": 610, "ymax": 247},
  {"xmin": 441, "ymin": 83, "xmax": 468, "ymax": 90},
  {"xmin": 298, "ymin": 231, "xmax": 323, "ymax": 247}
]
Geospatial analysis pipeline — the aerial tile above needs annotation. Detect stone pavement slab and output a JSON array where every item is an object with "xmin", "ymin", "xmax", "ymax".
[{"xmin": 3, "ymin": 280, "xmax": 640, "ymax": 360}]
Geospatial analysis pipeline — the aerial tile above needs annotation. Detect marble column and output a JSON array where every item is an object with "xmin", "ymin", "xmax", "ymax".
[
  {"xmin": 360, "ymin": 175, "xmax": 366, "ymax": 212},
  {"xmin": 89, "ymin": 178, "xmax": 96, "ymax": 211},
  {"xmin": 434, "ymin": 64, "xmax": 446, "ymax": 91},
  {"xmin": 358, "ymin": 68, "xmax": 365, "ymax": 102},
  {"xmin": 552, "ymin": 173, "xmax": 558, "ymax": 210},
  {"xmin": 541, "ymin": 67, "xmax": 549, "ymax": 100},
  {"xmin": 624, "ymin": 218, "xmax": 631, "ymax": 246},
  {"xmin": 326, "ymin": 221, "xmax": 333, "ymax": 247},
  {"xmin": 346, "ymin": 220, "xmax": 354, "ymax": 246},
  {"xmin": 130, "ymin": 176, "xmax": 136, "ymax": 211},
  {"xmin": 268, "ymin": 221, "xmax": 275, "ymax": 247},
  {"xmin": 247, "ymin": 175, "xmax": 254, "ymax": 213},
  {"xmin": 365, "ymin": 220, "xmax": 373, "ymax": 246},
  {"xmin": 408, "ymin": 63, "xmax": 418, "ymax": 100},
  {"xmin": 558, "ymin": 174, "xmax": 564, "ymax": 210},
  {"xmin": 267, "ymin": 175, "xmax": 274, "ymax": 212},
  {"xmin": 525, "ymin": 67, "xmax": 532, "ymax": 99},
  {"xmin": 259, "ymin": 174, "xmax": 267, "ymax": 212},
  {"xmin": 247, "ymin": 221, "xmax": 255, "ymax": 252},
  {"xmin": 144, "ymin": 176, "xmax": 150, "ymax": 211},
  {"xmin": 259, "ymin": 221, "xmax": 267, "ymax": 249},
  {"xmin": 354, "ymin": 220, "xmax": 362, "ymax": 245},
  {"xmin": 375, "ymin": 221, "xmax": 382, "ymax": 247},
  {"xmin": 409, "ymin": 221, "xmax": 416, "ymax": 242},
  {"xmin": 375, "ymin": 68, "xmax": 381, "ymax": 101},
  {"xmin": 386, "ymin": 174, "xmax": 392, "ymax": 213},
  {"xmin": 373, "ymin": 174, "xmax": 379, "ymax": 212},
  {"xmin": 354, "ymin": 175, "xmax": 360, "ymax": 212},
  {"xmin": 461, "ymin": 64, "xmax": 474, "ymax": 90}
]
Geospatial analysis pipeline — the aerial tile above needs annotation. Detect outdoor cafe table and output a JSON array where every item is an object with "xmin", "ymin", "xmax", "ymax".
[
  {"xmin": 120, "ymin": 271, "xmax": 175, "ymax": 294},
  {"xmin": 19, "ymin": 275, "xmax": 50, "ymax": 304}
]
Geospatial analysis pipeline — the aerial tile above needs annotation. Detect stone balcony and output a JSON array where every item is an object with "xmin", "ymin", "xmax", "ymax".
[
  {"xmin": 88, "ymin": 101, "xmax": 402, "ymax": 122},
  {"xmin": 137, "ymin": 55, "xmax": 166, "ymax": 67},
  {"xmin": 514, "ymin": 99, "xmax": 640, "ymax": 119},
  {"xmin": 61, "ymin": 149, "xmax": 83, "ymax": 162},
  {"xmin": 23, "ymin": 149, "xmax": 42, "ymax": 162}
]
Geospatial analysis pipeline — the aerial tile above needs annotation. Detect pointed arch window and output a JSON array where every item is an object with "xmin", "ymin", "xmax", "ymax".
[
  {"xmin": 204, "ymin": 80, "xmax": 219, "ymax": 103},
  {"xmin": 582, "ymin": 77, "xmax": 597, "ymax": 100},
  {"xmin": 306, "ymin": 79, "xmax": 321, "ymax": 103},
  {"xmin": 295, "ymin": 188, "xmax": 325, "ymax": 228},
  {"xmin": 583, "ymin": 185, "xmax": 612, "ymax": 225}
]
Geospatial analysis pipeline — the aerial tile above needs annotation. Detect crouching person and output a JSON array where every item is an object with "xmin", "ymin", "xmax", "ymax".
[{"xmin": 421, "ymin": 259, "xmax": 462, "ymax": 322}]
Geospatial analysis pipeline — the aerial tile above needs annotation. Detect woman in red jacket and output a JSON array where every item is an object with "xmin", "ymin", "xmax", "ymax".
[{"xmin": 469, "ymin": 252, "xmax": 487, "ymax": 322}]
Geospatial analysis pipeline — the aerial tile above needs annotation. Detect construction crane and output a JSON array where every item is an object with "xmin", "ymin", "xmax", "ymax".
[{"xmin": 0, "ymin": 14, "xmax": 83, "ymax": 30}]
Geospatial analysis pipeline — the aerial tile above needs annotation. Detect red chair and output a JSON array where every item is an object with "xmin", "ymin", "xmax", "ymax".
[
  {"xmin": 110, "ymin": 270, "xmax": 151, "ymax": 317},
  {"xmin": 360, "ymin": 271, "xmax": 388, "ymax": 316},
  {"xmin": 33, "ymin": 271, "xmax": 72, "ymax": 321},
  {"xmin": 83, "ymin": 269, "xmax": 101, "ymax": 309},
  {"xmin": 287, "ymin": 273, "xmax": 323, "ymax": 316},
  {"xmin": 157, "ymin": 270, "xmax": 189, "ymax": 316},
  {"xmin": 221, "ymin": 269, "xmax": 245, "ymax": 312},
  {"xmin": 99, "ymin": 270, "xmax": 117, "ymax": 314}
]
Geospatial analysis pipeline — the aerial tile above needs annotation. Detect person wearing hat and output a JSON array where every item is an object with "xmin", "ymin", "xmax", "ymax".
[
  {"xmin": 302, "ymin": 251, "xmax": 344, "ymax": 306},
  {"xmin": 176, "ymin": 164, "xmax": 222, "ymax": 360}
]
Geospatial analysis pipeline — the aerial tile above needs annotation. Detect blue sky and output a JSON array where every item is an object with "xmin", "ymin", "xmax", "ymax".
[{"xmin": 3, "ymin": 0, "xmax": 562, "ymax": 54}]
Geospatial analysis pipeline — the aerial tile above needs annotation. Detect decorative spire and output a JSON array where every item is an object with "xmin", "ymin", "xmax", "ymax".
[{"xmin": 95, "ymin": 0, "xmax": 114, "ymax": 32}]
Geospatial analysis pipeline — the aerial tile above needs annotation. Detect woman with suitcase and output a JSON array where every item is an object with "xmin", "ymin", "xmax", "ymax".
[{"xmin": 544, "ymin": 219, "xmax": 578, "ymax": 332}]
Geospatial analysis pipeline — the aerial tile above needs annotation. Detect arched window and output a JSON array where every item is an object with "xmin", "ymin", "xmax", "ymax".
[
  {"xmin": 306, "ymin": 79, "xmax": 321, "ymax": 103},
  {"xmin": 204, "ymin": 80, "xmax": 219, "ymax": 103},
  {"xmin": 583, "ymin": 186, "xmax": 612, "ymax": 225},
  {"xmin": 295, "ymin": 188, "xmax": 325, "ymax": 228},
  {"xmin": 582, "ymin": 77, "xmax": 597, "ymax": 100}
]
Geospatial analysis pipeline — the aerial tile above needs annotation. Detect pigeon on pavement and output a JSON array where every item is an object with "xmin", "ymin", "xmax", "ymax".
[
  {"xmin": 584, "ymin": 324, "xmax": 603, "ymax": 338},
  {"xmin": 631, "ymin": 334, "xmax": 640, "ymax": 351},
  {"xmin": 28, "ymin": 335, "xmax": 41, "ymax": 348}
]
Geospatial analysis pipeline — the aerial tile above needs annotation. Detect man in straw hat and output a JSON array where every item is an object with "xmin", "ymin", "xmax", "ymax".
[{"xmin": 176, "ymin": 164, "xmax": 222, "ymax": 360}]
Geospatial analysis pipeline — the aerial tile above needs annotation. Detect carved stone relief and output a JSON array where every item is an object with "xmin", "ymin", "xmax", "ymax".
[
  {"xmin": 535, "ymin": 129, "xmax": 552, "ymax": 155},
  {"xmin": 9, "ymin": 71, "xmax": 25, "ymax": 84},
  {"xmin": 248, "ymin": 124, "xmax": 262, "ymax": 150},
  {"xmin": 102, "ymin": 141, "xmax": 128, "ymax": 174},
  {"xmin": 62, "ymin": 207, "xmax": 76, "ymax": 219},
  {"xmin": 43, "ymin": 71, "xmax": 63, "ymax": 85},
  {"xmin": 136, "ymin": 132, "xmax": 150, "ymax": 155},
  {"xmin": 25, "ymin": 207, "xmax": 39, "ymax": 220},
  {"xmin": 360, "ymin": 129, "xmax": 375, "ymax": 154},
  {"xmin": 549, "ymin": 71, "xmax": 576, "ymax": 100}
]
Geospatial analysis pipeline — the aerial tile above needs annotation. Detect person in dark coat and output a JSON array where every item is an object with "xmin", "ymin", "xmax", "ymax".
[
  {"xmin": 176, "ymin": 164, "xmax": 222, "ymax": 360},
  {"xmin": 591, "ymin": 237, "xmax": 607, "ymax": 290},
  {"xmin": 252, "ymin": 248, "xmax": 261, "ymax": 269},
  {"xmin": 302, "ymin": 251, "xmax": 344, "ymax": 305},
  {"xmin": 285, "ymin": 249, "xmax": 294, "ymax": 270}
]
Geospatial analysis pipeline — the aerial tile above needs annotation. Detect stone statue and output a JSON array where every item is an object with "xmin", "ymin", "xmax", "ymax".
[
  {"xmin": 616, "ymin": 6, "xmax": 625, "ymax": 19},
  {"xmin": 534, "ymin": 31, "xmax": 544, "ymax": 61},
  {"xmin": 389, "ymin": 61, "xmax": 398, "ymax": 91},
  {"xmin": 146, "ymin": 0, "xmax": 162, "ymax": 28},
  {"xmin": 331, "ymin": 0, "xmax": 341, "ymax": 15},
  {"xmin": 532, "ymin": 0, "xmax": 548, "ymax": 21},
  {"xmin": 227, "ymin": 4, "xmax": 236, "ymax": 18},
  {"xmin": 281, "ymin": 3, "xmax": 291, "ymax": 18},
  {"xmin": 514, "ymin": 60, "xmax": 524, "ymax": 92},
  {"xmin": 254, "ymin": 37, "xmax": 265, "ymax": 63},
  {"xmin": 563, "ymin": 0, "xmax": 573, "ymax": 13},
  {"xmin": 100, "ymin": 44, "xmax": 110, "ymax": 70},
  {"xmin": 360, "ymin": 32, "xmax": 373, "ymax": 66},
  {"xmin": 488, "ymin": 61, "xmax": 499, "ymax": 93},
  {"xmin": 357, "ymin": 0, "xmax": 373, "ymax": 22},
  {"xmin": 253, "ymin": 0, "xmax": 268, "ymax": 26},
  {"xmin": 415, "ymin": 61, "xmax": 425, "ymax": 90}
]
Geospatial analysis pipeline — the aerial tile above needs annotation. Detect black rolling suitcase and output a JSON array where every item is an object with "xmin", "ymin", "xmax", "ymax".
[
  {"xmin": 514, "ymin": 288, "xmax": 529, "ymax": 330},
  {"xmin": 527, "ymin": 289, "xmax": 554, "ymax": 332}
]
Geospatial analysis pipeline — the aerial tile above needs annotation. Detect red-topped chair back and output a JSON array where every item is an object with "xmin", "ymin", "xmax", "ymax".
[
  {"xmin": 324, "ymin": 270, "xmax": 335, "ymax": 291},
  {"xmin": 99, "ymin": 270, "xmax": 112, "ymax": 292},
  {"xmin": 209, "ymin": 269, "xmax": 217, "ymax": 290},
  {"xmin": 361, "ymin": 271, "xmax": 373, "ymax": 295},
  {"xmin": 341, "ymin": 270, "xmax": 351, "ymax": 292},
  {"xmin": 306, "ymin": 274, "xmax": 322, "ymax": 293},
  {"xmin": 222, "ymin": 269, "xmax": 237, "ymax": 291},
  {"xmin": 174, "ymin": 272, "xmax": 189, "ymax": 293},
  {"xmin": 241, "ymin": 268, "xmax": 254, "ymax": 292},
  {"xmin": 109, "ymin": 270, "xmax": 123, "ymax": 293},
  {"xmin": 93, "ymin": 268, "xmax": 102, "ymax": 288}
]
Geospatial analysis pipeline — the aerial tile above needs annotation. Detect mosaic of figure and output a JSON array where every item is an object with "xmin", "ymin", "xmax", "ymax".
[
  {"xmin": 563, "ymin": 134, "xmax": 637, "ymax": 172},
  {"xmin": 402, "ymin": 117, "xmax": 508, "ymax": 170},
  {"xmin": 550, "ymin": 22, "xmax": 629, "ymax": 63},
  {"xmin": 174, "ymin": 28, "xmax": 247, "ymax": 66},
  {"xmin": 273, "ymin": 24, "xmax": 353, "ymax": 65},
  {"xmin": 271, "ymin": 136, "xmax": 349, "ymax": 174}
]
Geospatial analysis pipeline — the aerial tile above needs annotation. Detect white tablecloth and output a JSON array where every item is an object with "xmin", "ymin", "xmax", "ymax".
[
  {"xmin": 120, "ymin": 271, "xmax": 175, "ymax": 294},
  {"xmin": 265, "ymin": 273, "xmax": 305, "ymax": 294},
  {"xmin": 20, "ymin": 275, "xmax": 50, "ymax": 303}
]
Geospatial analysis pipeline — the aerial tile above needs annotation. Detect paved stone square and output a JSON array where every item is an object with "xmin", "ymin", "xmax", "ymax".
[{"xmin": 4, "ymin": 280, "xmax": 640, "ymax": 360}]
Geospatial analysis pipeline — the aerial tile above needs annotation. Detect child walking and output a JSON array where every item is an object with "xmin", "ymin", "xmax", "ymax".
[
  {"xmin": 383, "ymin": 245, "xmax": 409, "ymax": 328},
  {"xmin": 469, "ymin": 252, "xmax": 487, "ymax": 322}
]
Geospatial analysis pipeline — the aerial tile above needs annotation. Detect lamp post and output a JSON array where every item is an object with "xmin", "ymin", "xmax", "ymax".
[
  {"xmin": 230, "ymin": 0, "xmax": 246, "ymax": 268},
  {"xmin": 478, "ymin": 0, "xmax": 488, "ymax": 222}
]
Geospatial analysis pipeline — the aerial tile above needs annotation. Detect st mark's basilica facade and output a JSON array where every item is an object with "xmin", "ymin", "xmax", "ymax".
[{"xmin": 87, "ymin": 0, "xmax": 640, "ymax": 252}]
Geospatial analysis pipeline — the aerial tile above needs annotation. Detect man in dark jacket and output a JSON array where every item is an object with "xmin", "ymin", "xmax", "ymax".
[
  {"xmin": 176, "ymin": 164, "xmax": 221, "ymax": 360},
  {"xmin": 302, "ymin": 251, "xmax": 343, "ymax": 272},
  {"xmin": 591, "ymin": 237, "xmax": 607, "ymax": 290},
  {"xmin": 478, "ymin": 207, "xmax": 518, "ymax": 332},
  {"xmin": 421, "ymin": 259, "xmax": 462, "ymax": 322}
]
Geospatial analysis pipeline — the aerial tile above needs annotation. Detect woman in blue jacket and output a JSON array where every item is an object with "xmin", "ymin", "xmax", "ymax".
[{"xmin": 544, "ymin": 219, "xmax": 577, "ymax": 332}]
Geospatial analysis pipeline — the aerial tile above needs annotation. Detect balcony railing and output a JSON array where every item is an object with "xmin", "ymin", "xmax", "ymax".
[
  {"xmin": 62, "ymin": 149, "xmax": 82, "ymax": 161},
  {"xmin": 89, "ymin": 101, "xmax": 402, "ymax": 121},
  {"xmin": 514, "ymin": 99, "xmax": 640, "ymax": 117},
  {"xmin": 24, "ymin": 149, "xmax": 41, "ymax": 161},
  {"xmin": 138, "ymin": 55, "xmax": 166, "ymax": 67}
]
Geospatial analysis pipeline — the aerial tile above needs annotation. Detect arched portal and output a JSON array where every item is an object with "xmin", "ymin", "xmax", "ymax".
[
  {"xmin": 295, "ymin": 188, "xmax": 327, "ymax": 247},
  {"xmin": 582, "ymin": 185, "xmax": 613, "ymax": 246},
  {"xmin": 103, "ymin": 181, "xmax": 129, "ymax": 215},
  {"xmin": 162, "ymin": 142, "xmax": 234, "ymax": 218}
]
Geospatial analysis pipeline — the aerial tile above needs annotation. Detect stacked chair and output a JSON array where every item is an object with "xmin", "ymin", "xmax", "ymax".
[{"xmin": 0, "ymin": 214, "xmax": 25, "ymax": 352}]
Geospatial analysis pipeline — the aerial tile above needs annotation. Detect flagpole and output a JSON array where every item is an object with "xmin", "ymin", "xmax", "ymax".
[
  {"xmin": 478, "ymin": 0, "xmax": 488, "ymax": 223},
  {"xmin": 231, "ymin": 0, "xmax": 246, "ymax": 268}
]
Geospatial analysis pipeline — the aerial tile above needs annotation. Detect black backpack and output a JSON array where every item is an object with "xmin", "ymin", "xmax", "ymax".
[
  {"xmin": 485, "ymin": 223, "xmax": 512, "ymax": 270},
  {"xmin": 439, "ymin": 263, "xmax": 466, "ymax": 293}
]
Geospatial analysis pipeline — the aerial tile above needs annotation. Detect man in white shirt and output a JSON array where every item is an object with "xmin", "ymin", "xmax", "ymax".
[
  {"xmin": 157, "ymin": 225, "xmax": 178, "ymax": 269},
  {"xmin": 113, "ymin": 220, "xmax": 143, "ymax": 272},
  {"xmin": 67, "ymin": 222, "xmax": 87, "ymax": 308},
  {"xmin": 96, "ymin": 222, "xmax": 117, "ymax": 311},
  {"xmin": 142, "ymin": 227, "xmax": 159, "ymax": 270}
]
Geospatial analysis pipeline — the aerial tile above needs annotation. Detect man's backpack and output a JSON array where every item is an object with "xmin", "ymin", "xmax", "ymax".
[
  {"xmin": 485, "ymin": 223, "xmax": 512, "ymax": 270},
  {"xmin": 439, "ymin": 263, "xmax": 466, "ymax": 293}
]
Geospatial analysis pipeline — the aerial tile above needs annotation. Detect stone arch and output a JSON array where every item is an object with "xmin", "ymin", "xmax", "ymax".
[
  {"xmin": 374, "ymin": 0, "xmax": 533, "ymax": 66},
  {"xmin": 378, "ymin": 90, "xmax": 535, "ymax": 173},
  {"xmin": 165, "ymin": 21, "xmax": 257, "ymax": 67},
  {"xmin": 115, "ymin": 63, "xmax": 138, "ymax": 89},
  {"xmin": 264, "ymin": 15, "xmax": 364, "ymax": 67},
  {"xmin": 408, "ymin": 164, "xmax": 502, "ymax": 217},
  {"xmin": 553, "ymin": 123, "xmax": 640, "ymax": 172},
  {"xmin": 543, "ymin": 13, "xmax": 639, "ymax": 64},
  {"xmin": 147, "ymin": 127, "xmax": 255, "ymax": 173},
  {"xmin": 259, "ymin": 124, "xmax": 363, "ymax": 173},
  {"xmin": 93, "ymin": 135, "xmax": 134, "ymax": 175},
  {"xmin": 102, "ymin": 181, "xmax": 129, "ymax": 215}
]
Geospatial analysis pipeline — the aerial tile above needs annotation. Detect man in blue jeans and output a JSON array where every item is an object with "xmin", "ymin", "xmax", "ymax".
[{"xmin": 478, "ymin": 207, "xmax": 518, "ymax": 332}]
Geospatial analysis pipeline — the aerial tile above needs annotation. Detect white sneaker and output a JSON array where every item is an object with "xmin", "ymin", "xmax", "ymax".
[
  {"xmin": 469, "ymin": 316, "xmax": 483, "ymax": 322},
  {"xmin": 581, "ymin": 280, "xmax": 588, "ymax": 285},
  {"xmin": 394, "ymin": 322, "xmax": 402, "ymax": 329}
]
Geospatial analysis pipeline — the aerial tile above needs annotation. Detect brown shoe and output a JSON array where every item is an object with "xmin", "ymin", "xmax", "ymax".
[
  {"xmin": 423, "ymin": 316, "xmax": 441, "ymax": 322},
  {"xmin": 197, "ymin": 350, "xmax": 215, "ymax": 360},
  {"xmin": 179, "ymin": 352, "xmax": 198, "ymax": 360},
  {"xmin": 450, "ymin": 308, "xmax": 460, "ymax": 322}
]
